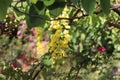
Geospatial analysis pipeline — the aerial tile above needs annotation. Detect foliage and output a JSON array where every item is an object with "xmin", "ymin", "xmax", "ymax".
[{"xmin": 0, "ymin": 0, "xmax": 120, "ymax": 80}]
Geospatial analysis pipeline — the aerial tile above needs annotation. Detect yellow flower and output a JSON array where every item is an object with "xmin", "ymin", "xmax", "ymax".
[
  {"xmin": 65, "ymin": 25, "xmax": 70, "ymax": 29},
  {"xmin": 33, "ymin": 27, "xmax": 48, "ymax": 58},
  {"xmin": 48, "ymin": 6, "xmax": 71, "ymax": 60},
  {"xmin": 61, "ymin": 50, "xmax": 67, "ymax": 57},
  {"xmin": 63, "ymin": 30, "xmax": 69, "ymax": 34}
]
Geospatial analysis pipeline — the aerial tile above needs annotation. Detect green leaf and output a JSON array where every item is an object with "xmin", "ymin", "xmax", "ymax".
[
  {"xmin": 100, "ymin": 0, "xmax": 110, "ymax": 15},
  {"xmin": 42, "ymin": 0, "xmax": 55, "ymax": 6},
  {"xmin": 48, "ymin": 2, "xmax": 66, "ymax": 17},
  {"xmin": 79, "ymin": 43, "xmax": 83, "ymax": 52},
  {"xmin": 30, "ymin": 0, "xmax": 38, "ymax": 4},
  {"xmin": 68, "ymin": 0, "xmax": 79, "ymax": 6},
  {"xmin": 81, "ymin": 0, "xmax": 96, "ymax": 14},
  {"xmin": 81, "ymin": 33, "xmax": 86, "ymax": 40},
  {"xmin": 26, "ymin": 4, "xmax": 46, "ymax": 28},
  {"xmin": 0, "ymin": 0, "xmax": 12, "ymax": 21},
  {"xmin": 0, "ymin": 74, "xmax": 6, "ymax": 79},
  {"xmin": 35, "ymin": 1, "xmax": 44, "ymax": 10},
  {"xmin": 35, "ymin": 1, "xmax": 45, "ymax": 15},
  {"xmin": 43, "ymin": 55, "xmax": 52, "ymax": 67}
]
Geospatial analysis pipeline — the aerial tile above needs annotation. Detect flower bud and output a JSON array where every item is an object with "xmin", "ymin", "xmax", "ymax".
[{"xmin": 97, "ymin": 46, "xmax": 106, "ymax": 52}]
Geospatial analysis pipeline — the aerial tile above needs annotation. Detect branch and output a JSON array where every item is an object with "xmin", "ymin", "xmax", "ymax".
[
  {"xmin": 53, "ymin": 9, "xmax": 87, "ymax": 21},
  {"xmin": 12, "ymin": 6, "xmax": 86, "ymax": 21},
  {"xmin": 74, "ymin": 61, "xmax": 84, "ymax": 80},
  {"xmin": 74, "ymin": 66, "xmax": 81, "ymax": 80},
  {"xmin": 67, "ymin": 2, "xmax": 78, "ymax": 9},
  {"xmin": 29, "ymin": 61, "xmax": 44, "ymax": 80},
  {"xmin": 13, "ymin": 6, "xmax": 51, "ymax": 21},
  {"xmin": 12, "ymin": 4, "xmax": 120, "ymax": 22},
  {"xmin": 106, "ymin": 21, "xmax": 120, "ymax": 29},
  {"xmin": 32, "ymin": 65, "xmax": 44, "ymax": 80},
  {"xmin": 111, "ymin": 4, "xmax": 120, "ymax": 15}
]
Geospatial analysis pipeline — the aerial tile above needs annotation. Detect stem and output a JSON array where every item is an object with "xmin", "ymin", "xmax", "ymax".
[
  {"xmin": 12, "ymin": 6, "xmax": 51, "ymax": 21},
  {"xmin": 32, "ymin": 65, "xmax": 44, "ymax": 80},
  {"xmin": 11, "ymin": 3, "xmax": 120, "ymax": 22},
  {"xmin": 106, "ymin": 21, "xmax": 120, "ymax": 29},
  {"xmin": 111, "ymin": 4, "xmax": 120, "ymax": 16},
  {"xmin": 74, "ymin": 66, "xmax": 82, "ymax": 80}
]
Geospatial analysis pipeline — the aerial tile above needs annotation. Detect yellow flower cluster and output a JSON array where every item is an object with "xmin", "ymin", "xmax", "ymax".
[
  {"xmin": 34, "ymin": 27, "xmax": 47, "ymax": 58},
  {"xmin": 34, "ymin": 27, "xmax": 42, "ymax": 41},
  {"xmin": 49, "ymin": 7, "xmax": 71, "ymax": 60}
]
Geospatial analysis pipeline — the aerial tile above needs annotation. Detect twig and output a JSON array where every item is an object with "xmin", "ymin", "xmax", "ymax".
[
  {"xmin": 74, "ymin": 62, "xmax": 84, "ymax": 80},
  {"xmin": 32, "ymin": 65, "xmax": 44, "ymax": 80},
  {"xmin": 74, "ymin": 66, "xmax": 81, "ymax": 80},
  {"xmin": 70, "ymin": 8, "xmax": 82, "ymax": 21},
  {"xmin": 111, "ymin": 4, "xmax": 120, "ymax": 16},
  {"xmin": 67, "ymin": 2, "xmax": 78, "ymax": 9},
  {"xmin": 13, "ymin": 6, "xmax": 51, "ymax": 21},
  {"xmin": 12, "ymin": 3, "xmax": 120, "ymax": 22},
  {"xmin": 12, "ymin": 6, "xmax": 86, "ymax": 21},
  {"xmin": 106, "ymin": 21, "xmax": 120, "ymax": 29}
]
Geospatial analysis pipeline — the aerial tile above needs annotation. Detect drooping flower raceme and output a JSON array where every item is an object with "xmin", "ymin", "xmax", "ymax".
[
  {"xmin": 49, "ymin": 7, "xmax": 71, "ymax": 60},
  {"xmin": 34, "ymin": 27, "xmax": 48, "ymax": 58}
]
